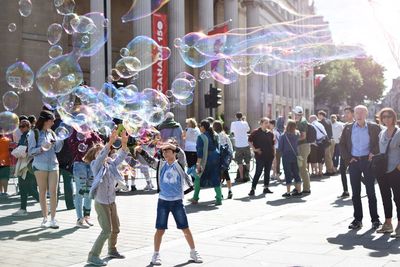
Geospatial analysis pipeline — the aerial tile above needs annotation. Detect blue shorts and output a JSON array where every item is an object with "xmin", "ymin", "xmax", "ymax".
[{"xmin": 156, "ymin": 199, "xmax": 189, "ymax": 230}]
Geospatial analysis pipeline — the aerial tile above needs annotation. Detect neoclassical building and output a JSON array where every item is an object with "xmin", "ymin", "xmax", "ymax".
[{"xmin": 0, "ymin": 0, "xmax": 317, "ymax": 128}]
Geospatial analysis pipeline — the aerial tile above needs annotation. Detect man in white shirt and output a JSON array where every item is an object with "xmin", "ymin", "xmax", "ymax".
[
  {"xmin": 331, "ymin": 114, "xmax": 344, "ymax": 173},
  {"xmin": 230, "ymin": 112, "xmax": 251, "ymax": 182}
]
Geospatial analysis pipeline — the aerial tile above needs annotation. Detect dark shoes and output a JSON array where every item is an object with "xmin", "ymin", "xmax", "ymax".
[
  {"xmin": 227, "ymin": 191, "xmax": 233, "ymax": 199},
  {"xmin": 339, "ymin": 191, "xmax": 350, "ymax": 198},
  {"xmin": 248, "ymin": 189, "xmax": 255, "ymax": 196},
  {"xmin": 130, "ymin": 185, "xmax": 137, "ymax": 192},
  {"xmin": 348, "ymin": 220, "xmax": 363, "ymax": 230},
  {"xmin": 282, "ymin": 192, "xmax": 291, "ymax": 198},
  {"xmin": 108, "ymin": 251, "xmax": 125, "ymax": 259},
  {"xmin": 372, "ymin": 221, "xmax": 382, "ymax": 230},
  {"xmin": 292, "ymin": 191, "xmax": 303, "ymax": 197},
  {"xmin": 263, "ymin": 188, "xmax": 273, "ymax": 194},
  {"xmin": 302, "ymin": 190, "xmax": 311, "ymax": 195}
]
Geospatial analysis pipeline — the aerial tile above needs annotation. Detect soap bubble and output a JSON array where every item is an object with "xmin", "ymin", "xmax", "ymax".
[
  {"xmin": 115, "ymin": 57, "xmax": 140, "ymax": 78},
  {"xmin": 76, "ymin": 132, "xmax": 85, "ymax": 141},
  {"xmin": 2, "ymin": 91, "xmax": 19, "ymax": 111},
  {"xmin": 42, "ymin": 96, "xmax": 59, "ymax": 110},
  {"xmin": 70, "ymin": 15, "xmax": 96, "ymax": 34},
  {"xmin": 62, "ymin": 13, "xmax": 78, "ymax": 35},
  {"xmin": 18, "ymin": 0, "xmax": 32, "ymax": 17},
  {"xmin": 36, "ymin": 53, "xmax": 83, "ymax": 97},
  {"xmin": 8, "ymin": 23, "xmax": 17, "ymax": 32},
  {"xmin": 47, "ymin": 23, "xmax": 63, "ymax": 45},
  {"xmin": 112, "ymin": 139, "xmax": 122, "ymax": 149},
  {"xmin": 6, "ymin": 61, "xmax": 34, "ymax": 90},
  {"xmin": 55, "ymin": 126, "xmax": 71, "ymax": 140},
  {"xmin": 78, "ymin": 143, "xmax": 88, "ymax": 152},
  {"xmin": 122, "ymin": 0, "xmax": 170, "ymax": 23},
  {"xmin": 55, "ymin": 0, "xmax": 75, "ymax": 15},
  {"xmin": 49, "ymin": 45, "xmax": 63, "ymax": 59},
  {"xmin": 120, "ymin": 48, "xmax": 130, "ymax": 57},
  {"xmin": 0, "ymin": 111, "xmax": 19, "ymax": 135},
  {"xmin": 171, "ymin": 78, "xmax": 193, "ymax": 100},
  {"xmin": 125, "ymin": 36, "xmax": 170, "ymax": 72},
  {"xmin": 41, "ymin": 141, "xmax": 53, "ymax": 152},
  {"xmin": 71, "ymin": 12, "xmax": 109, "ymax": 57},
  {"xmin": 48, "ymin": 64, "xmax": 61, "ymax": 79}
]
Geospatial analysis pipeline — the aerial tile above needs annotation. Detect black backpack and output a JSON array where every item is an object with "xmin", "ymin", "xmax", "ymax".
[{"xmin": 306, "ymin": 123, "xmax": 317, "ymax": 143}]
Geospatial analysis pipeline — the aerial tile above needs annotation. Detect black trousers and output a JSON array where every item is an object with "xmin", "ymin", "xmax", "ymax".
[
  {"xmin": 19, "ymin": 173, "xmax": 39, "ymax": 210},
  {"xmin": 377, "ymin": 168, "xmax": 400, "ymax": 220},
  {"xmin": 251, "ymin": 158, "xmax": 273, "ymax": 190},
  {"xmin": 59, "ymin": 168, "xmax": 75, "ymax": 209},
  {"xmin": 339, "ymin": 157, "xmax": 348, "ymax": 192}
]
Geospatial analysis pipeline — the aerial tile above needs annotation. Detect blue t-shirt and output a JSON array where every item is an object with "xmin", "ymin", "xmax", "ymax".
[{"xmin": 159, "ymin": 162, "xmax": 183, "ymax": 201}]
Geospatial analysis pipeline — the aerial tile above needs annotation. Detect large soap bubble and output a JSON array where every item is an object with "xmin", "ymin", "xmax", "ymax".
[
  {"xmin": 125, "ymin": 36, "xmax": 170, "ymax": 72},
  {"xmin": 71, "ymin": 12, "xmax": 109, "ymax": 57},
  {"xmin": 6, "ymin": 61, "xmax": 34, "ymax": 90},
  {"xmin": 18, "ymin": 0, "xmax": 32, "ymax": 17},
  {"xmin": 2, "ymin": 91, "xmax": 19, "ymax": 111},
  {"xmin": 70, "ymin": 15, "xmax": 96, "ymax": 34},
  {"xmin": 0, "ymin": 111, "xmax": 19, "ymax": 135},
  {"xmin": 47, "ymin": 23, "xmax": 63, "ymax": 45},
  {"xmin": 49, "ymin": 45, "xmax": 63, "ymax": 59},
  {"xmin": 122, "ymin": 0, "xmax": 170, "ymax": 23},
  {"xmin": 36, "ymin": 53, "xmax": 83, "ymax": 97}
]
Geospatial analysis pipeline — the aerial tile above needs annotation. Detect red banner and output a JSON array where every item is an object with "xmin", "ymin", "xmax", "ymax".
[{"xmin": 152, "ymin": 13, "xmax": 168, "ymax": 93}]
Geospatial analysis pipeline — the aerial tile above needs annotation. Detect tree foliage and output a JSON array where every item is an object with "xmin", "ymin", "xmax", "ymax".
[{"xmin": 314, "ymin": 57, "xmax": 386, "ymax": 113}]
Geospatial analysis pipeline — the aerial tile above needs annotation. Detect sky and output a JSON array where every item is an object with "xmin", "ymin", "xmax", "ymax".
[{"xmin": 313, "ymin": 0, "xmax": 400, "ymax": 92}]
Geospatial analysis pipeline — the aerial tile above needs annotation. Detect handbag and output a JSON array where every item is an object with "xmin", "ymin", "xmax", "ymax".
[
  {"xmin": 370, "ymin": 128, "xmax": 397, "ymax": 178},
  {"xmin": 314, "ymin": 124, "xmax": 330, "ymax": 149},
  {"xmin": 285, "ymin": 134, "xmax": 303, "ymax": 168}
]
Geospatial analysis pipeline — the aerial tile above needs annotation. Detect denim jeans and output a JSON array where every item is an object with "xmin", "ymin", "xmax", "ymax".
[
  {"xmin": 156, "ymin": 199, "xmax": 189, "ymax": 230},
  {"xmin": 282, "ymin": 158, "xmax": 301, "ymax": 185},
  {"xmin": 348, "ymin": 158, "xmax": 379, "ymax": 222},
  {"xmin": 73, "ymin": 162, "xmax": 93, "ymax": 219},
  {"xmin": 332, "ymin": 144, "xmax": 340, "ymax": 168}
]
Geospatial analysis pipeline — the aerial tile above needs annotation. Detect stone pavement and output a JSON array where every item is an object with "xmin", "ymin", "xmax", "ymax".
[{"xmin": 1, "ymin": 170, "xmax": 400, "ymax": 267}]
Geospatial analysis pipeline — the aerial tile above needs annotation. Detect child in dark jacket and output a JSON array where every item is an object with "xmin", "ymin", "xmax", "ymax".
[{"xmin": 278, "ymin": 120, "xmax": 302, "ymax": 198}]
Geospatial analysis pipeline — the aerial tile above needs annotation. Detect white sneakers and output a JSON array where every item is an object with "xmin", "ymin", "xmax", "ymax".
[
  {"xmin": 40, "ymin": 218, "xmax": 59, "ymax": 229},
  {"xmin": 12, "ymin": 209, "xmax": 28, "ymax": 216},
  {"xmin": 151, "ymin": 251, "xmax": 203, "ymax": 265},
  {"xmin": 151, "ymin": 253, "xmax": 162, "ymax": 265},
  {"xmin": 85, "ymin": 217, "xmax": 94, "ymax": 226},
  {"xmin": 190, "ymin": 250, "xmax": 203, "ymax": 263}
]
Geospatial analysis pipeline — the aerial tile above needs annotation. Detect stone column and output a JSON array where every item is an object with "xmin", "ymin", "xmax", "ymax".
[
  {"xmin": 223, "ymin": 0, "xmax": 240, "ymax": 127},
  {"xmin": 168, "ymin": 0, "xmax": 186, "ymax": 125},
  {"xmin": 242, "ymin": 0, "xmax": 263, "ymax": 129},
  {"xmin": 132, "ymin": 0, "xmax": 152, "ymax": 90},
  {"xmin": 198, "ymin": 0, "xmax": 214, "ymax": 120},
  {"xmin": 90, "ymin": 0, "xmax": 111, "ymax": 90}
]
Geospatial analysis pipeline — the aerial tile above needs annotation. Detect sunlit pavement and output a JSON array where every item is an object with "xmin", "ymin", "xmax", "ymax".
[{"xmin": 1, "ymin": 170, "xmax": 399, "ymax": 267}]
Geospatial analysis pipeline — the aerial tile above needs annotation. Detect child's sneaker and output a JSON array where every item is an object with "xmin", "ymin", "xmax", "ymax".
[
  {"xmin": 12, "ymin": 209, "xmax": 28, "ymax": 216},
  {"xmin": 143, "ymin": 184, "xmax": 153, "ymax": 191},
  {"xmin": 190, "ymin": 250, "xmax": 203, "ymax": 263},
  {"xmin": 40, "ymin": 218, "xmax": 49, "ymax": 228},
  {"xmin": 151, "ymin": 252, "xmax": 162, "ymax": 265},
  {"xmin": 227, "ymin": 191, "xmax": 233, "ymax": 199},
  {"xmin": 108, "ymin": 251, "xmax": 125, "ymax": 259},
  {"xmin": 49, "ymin": 219, "xmax": 59, "ymax": 229}
]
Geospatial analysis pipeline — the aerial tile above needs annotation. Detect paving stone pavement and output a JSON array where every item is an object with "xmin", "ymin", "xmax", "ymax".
[{"xmin": 1, "ymin": 169, "xmax": 400, "ymax": 267}]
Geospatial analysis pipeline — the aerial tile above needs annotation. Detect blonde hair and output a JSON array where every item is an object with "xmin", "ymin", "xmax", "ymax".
[
  {"xmin": 185, "ymin": 118, "xmax": 197, "ymax": 128},
  {"xmin": 82, "ymin": 143, "xmax": 104, "ymax": 163}
]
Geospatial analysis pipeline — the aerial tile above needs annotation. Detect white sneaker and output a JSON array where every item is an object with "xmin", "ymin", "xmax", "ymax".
[
  {"xmin": 190, "ymin": 250, "xmax": 203, "ymax": 263},
  {"xmin": 12, "ymin": 209, "xmax": 28, "ymax": 216},
  {"xmin": 76, "ymin": 218, "xmax": 89, "ymax": 228},
  {"xmin": 151, "ymin": 253, "xmax": 162, "ymax": 265},
  {"xmin": 40, "ymin": 218, "xmax": 49, "ymax": 228},
  {"xmin": 49, "ymin": 219, "xmax": 59, "ymax": 229}
]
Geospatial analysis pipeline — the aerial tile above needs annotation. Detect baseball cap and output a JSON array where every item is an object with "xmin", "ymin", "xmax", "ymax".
[{"xmin": 292, "ymin": 106, "xmax": 304, "ymax": 115}]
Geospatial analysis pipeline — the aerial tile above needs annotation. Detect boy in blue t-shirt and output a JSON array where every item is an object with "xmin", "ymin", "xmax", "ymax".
[{"xmin": 135, "ymin": 143, "xmax": 202, "ymax": 265}]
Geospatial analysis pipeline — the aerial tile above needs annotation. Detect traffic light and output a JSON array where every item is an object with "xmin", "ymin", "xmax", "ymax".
[{"xmin": 209, "ymin": 84, "xmax": 222, "ymax": 108}]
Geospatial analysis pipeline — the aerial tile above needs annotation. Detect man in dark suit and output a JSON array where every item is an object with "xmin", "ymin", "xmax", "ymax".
[{"xmin": 339, "ymin": 105, "xmax": 382, "ymax": 230}]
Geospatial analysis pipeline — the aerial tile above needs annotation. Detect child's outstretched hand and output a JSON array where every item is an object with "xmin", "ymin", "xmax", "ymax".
[{"xmin": 109, "ymin": 129, "xmax": 118, "ymax": 143}]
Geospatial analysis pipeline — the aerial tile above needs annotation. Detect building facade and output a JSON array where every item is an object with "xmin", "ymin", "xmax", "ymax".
[{"xmin": 0, "ymin": 0, "xmax": 316, "ymax": 128}]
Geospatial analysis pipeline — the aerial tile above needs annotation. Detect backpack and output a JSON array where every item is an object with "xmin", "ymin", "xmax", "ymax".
[
  {"xmin": 306, "ymin": 123, "xmax": 317, "ymax": 143},
  {"xmin": 219, "ymin": 143, "xmax": 233, "ymax": 171}
]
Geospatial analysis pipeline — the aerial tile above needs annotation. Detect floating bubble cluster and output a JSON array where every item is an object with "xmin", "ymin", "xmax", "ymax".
[
  {"xmin": 175, "ymin": 17, "xmax": 366, "ymax": 84},
  {"xmin": 121, "ymin": 0, "xmax": 170, "ymax": 23}
]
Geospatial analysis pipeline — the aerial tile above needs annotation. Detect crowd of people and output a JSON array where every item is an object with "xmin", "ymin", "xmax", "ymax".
[{"xmin": 1, "ymin": 103, "xmax": 400, "ymax": 266}]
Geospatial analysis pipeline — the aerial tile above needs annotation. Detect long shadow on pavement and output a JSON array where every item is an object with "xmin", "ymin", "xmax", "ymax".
[
  {"xmin": 15, "ymin": 226, "xmax": 78, "ymax": 242},
  {"xmin": 331, "ymin": 197, "xmax": 352, "ymax": 208},
  {"xmin": 185, "ymin": 200, "xmax": 219, "ymax": 214},
  {"xmin": 266, "ymin": 197, "xmax": 306, "ymax": 206},
  {"xmin": 0, "ymin": 210, "xmax": 43, "ymax": 227},
  {"xmin": 234, "ymin": 193, "xmax": 265, "ymax": 203},
  {"xmin": 0, "ymin": 226, "xmax": 46, "ymax": 240},
  {"xmin": 327, "ymin": 229, "xmax": 400, "ymax": 257}
]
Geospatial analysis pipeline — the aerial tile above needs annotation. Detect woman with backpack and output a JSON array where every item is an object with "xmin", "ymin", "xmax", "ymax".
[
  {"xmin": 213, "ymin": 120, "xmax": 234, "ymax": 199},
  {"xmin": 190, "ymin": 120, "xmax": 222, "ymax": 205},
  {"xmin": 28, "ymin": 110, "xmax": 64, "ymax": 229}
]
